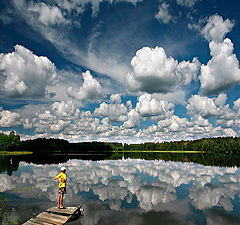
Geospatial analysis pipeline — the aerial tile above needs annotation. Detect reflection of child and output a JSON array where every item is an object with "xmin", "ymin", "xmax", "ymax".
[{"xmin": 54, "ymin": 167, "xmax": 67, "ymax": 209}]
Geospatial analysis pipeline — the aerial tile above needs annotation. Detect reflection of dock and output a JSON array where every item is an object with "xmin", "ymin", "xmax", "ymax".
[{"xmin": 23, "ymin": 206, "xmax": 84, "ymax": 225}]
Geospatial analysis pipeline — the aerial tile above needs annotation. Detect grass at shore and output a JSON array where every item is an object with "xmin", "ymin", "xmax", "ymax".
[
  {"xmin": 0, "ymin": 150, "xmax": 203, "ymax": 155},
  {"xmin": 115, "ymin": 150, "xmax": 203, "ymax": 153},
  {"xmin": 0, "ymin": 151, "xmax": 33, "ymax": 155}
]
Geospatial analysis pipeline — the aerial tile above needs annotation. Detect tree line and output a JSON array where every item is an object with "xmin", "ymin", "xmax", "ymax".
[
  {"xmin": 19, "ymin": 138, "xmax": 123, "ymax": 153},
  {"xmin": 1, "ymin": 132, "xmax": 240, "ymax": 173},
  {"xmin": 0, "ymin": 131, "xmax": 240, "ymax": 154},
  {"xmin": 124, "ymin": 137, "xmax": 240, "ymax": 153}
]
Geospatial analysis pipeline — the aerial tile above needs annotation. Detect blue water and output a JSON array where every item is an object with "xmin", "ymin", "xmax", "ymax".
[{"xmin": 1, "ymin": 159, "xmax": 240, "ymax": 225}]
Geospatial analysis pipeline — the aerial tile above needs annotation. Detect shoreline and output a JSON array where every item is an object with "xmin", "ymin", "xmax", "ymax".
[
  {"xmin": 0, "ymin": 151, "xmax": 33, "ymax": 155},
  {"xmin": 114, "ymin": 150, "xmax": 203, "ymax": 153}
]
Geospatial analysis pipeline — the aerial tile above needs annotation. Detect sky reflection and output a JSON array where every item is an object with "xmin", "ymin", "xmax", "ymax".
[{"xmin": 1, "ymin": 159, "xmax": 240, "ymax": 225}]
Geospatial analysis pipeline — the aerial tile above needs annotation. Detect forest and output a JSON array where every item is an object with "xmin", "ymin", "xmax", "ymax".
[
  {"xmin": 0, "ymin": 131, "xmax": 240, "ymax": 154},
  {"xmin": 1, "ymin": 132, "xmax": 240, "ymax": 174},
  {"xmin": 124, "ymin": 137, "xmax": 240, "ymax": 153}
]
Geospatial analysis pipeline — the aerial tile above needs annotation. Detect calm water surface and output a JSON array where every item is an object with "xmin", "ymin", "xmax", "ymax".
[{"xmin": 1, "ymin": 157, "xmax": 240, "ymax": 225}]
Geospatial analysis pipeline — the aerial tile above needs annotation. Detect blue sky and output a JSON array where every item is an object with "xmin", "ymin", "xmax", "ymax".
[{"xmin": 0, "ymin": 0, "xmax": 240, "ymax": 143}]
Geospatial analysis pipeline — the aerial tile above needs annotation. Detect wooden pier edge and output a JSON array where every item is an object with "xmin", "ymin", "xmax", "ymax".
[{"xmin": 23, "ymin": 205, "xmax": 84, "ymax": 225}]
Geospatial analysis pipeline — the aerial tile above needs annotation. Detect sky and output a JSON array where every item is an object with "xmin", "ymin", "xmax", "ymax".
[{"xmin": 0, "ymin": 0, "xmax": 240, "ymax": 143}]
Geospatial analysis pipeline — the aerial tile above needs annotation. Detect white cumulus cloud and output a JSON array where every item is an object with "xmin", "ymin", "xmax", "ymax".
[
  {"xmin": 110, "ymin": 93, "xmax": 122, "ymax": 104},
  {"xmin": 176, "ymin": 57, "xmax": 200, "ymax": 85},
  {"xmin": 122, "ymin": 109, "xmax": 141, "ymax": 129},
  {"xmin": 202, "ymin": 14, "xmax": 234, "ymax": 43},
  {"xmin": 199, "ymin": 38, "xmax": 240, "ymax": 96},
  {"xmin": 186, "ymin": 94, "xmax": 234, "ymax": 119},
  {"xmin": 94, "ymin": 102, "xmax": 128, "ymax": 123},
  {"xmin": 50, "ymin": 120, "xmax": 70, "ymax": 133},
  {"xmin": 0, "ymin": 109, "xmax": 21, "ymax": 128},
  {"xmin": 67, "ymin": 70, "xmax": 104, "ymax": 101},
  {"xmin": 51, "ymin": 100, "xmax": 77, "ymax": 117},
  {"xmin": 126, "ymin": 46, "xmax": 178, "ymax": 94},
  {"xmin": 136, "ymin": 94, "xmax": 174, "ymax": 120},
  {"xmin": 0, "ymin": 45, "xmax": 57, "ymax": 98},
  {"xmin": 233, "ymin": 98, "xmax": 240, "ymax": 118},
  {"xmin": 126, "ymin": 46, "xmax": 201, "ymax": 96},
  {"xmin": 29, "ymin": 100, "xmax": 80, "ymax": 134}
]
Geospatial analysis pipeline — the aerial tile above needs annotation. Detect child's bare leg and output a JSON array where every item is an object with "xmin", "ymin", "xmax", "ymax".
[
  {"xmin": 59, "ymin": 194, "xmax": 63, "ymax": 207},
  {"xmin": 58, "ymin": 194, "xmax": 61, "ymax": 207}
]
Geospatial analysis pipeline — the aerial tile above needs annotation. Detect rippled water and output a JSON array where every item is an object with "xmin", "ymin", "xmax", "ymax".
[{"xmin": 1, "ymin": 158, "xmax": 240, "ymax": 225}]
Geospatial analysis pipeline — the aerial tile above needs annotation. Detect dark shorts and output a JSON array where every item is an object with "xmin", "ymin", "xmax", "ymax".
[{"xmin": 58, "ymin": 187, "xmax": 66, "ymax": 195}]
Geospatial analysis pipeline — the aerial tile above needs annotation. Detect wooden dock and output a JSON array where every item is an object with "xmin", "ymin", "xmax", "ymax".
[{"xmin": 23, "ymin": 206, "xmax": 84, "ymax": 225}]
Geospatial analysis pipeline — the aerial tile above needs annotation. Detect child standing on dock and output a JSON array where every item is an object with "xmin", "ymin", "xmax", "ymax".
[{"xmin": 54, "ymin": 166, "xmax": 67, "ymax": 209}]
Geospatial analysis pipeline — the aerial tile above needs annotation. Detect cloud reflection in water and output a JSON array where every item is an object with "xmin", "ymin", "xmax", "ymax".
[{"xmin": 1, "ymin": 159, "xmax": 240, "ymax": 224}]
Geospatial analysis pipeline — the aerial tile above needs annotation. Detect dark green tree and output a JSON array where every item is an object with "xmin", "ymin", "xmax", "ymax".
[{"xmin": 0, "ymin": 131, "xmax": 20, "ymax": 151}]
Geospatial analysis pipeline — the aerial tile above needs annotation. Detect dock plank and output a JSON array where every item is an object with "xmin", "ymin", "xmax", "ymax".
[
  {"xmin": 32, "ymin": 217, "xmax": 64, "ymax": 225},
  {"xmin": 30, "ymin": 218, "xmax": 55, "ymax": 225},
  {"xmin": 47, "ymin": 206, "xmax": 80, "ymax": 215},
  {"xmin": 23, "ymin": 206, "xmax": 83, "ymax": 225},
  {"xmin": 37, "ymin": 212, "xmax": 70, "ymax": 224},
  {"xmin": 22, "ymin": 220, "xmax": 39, "ymax": 225},
  {"xmin": 23, "ymin": 218, "xmax": 54, "ymax": 225}
]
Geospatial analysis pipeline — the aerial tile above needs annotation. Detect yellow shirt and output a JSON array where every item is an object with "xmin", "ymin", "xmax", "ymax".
[{"xmin": 55, "ymin": 172, "xmax": 67, "ymax": 188}]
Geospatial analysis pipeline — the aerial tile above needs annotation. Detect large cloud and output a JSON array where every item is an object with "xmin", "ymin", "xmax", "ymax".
[
  {"xmin": 176, "ymin": 57, "xmax": 200, "ymax": 85},
  {"xmin": 122, "ymin": 109, "xmax": 141, "ymax": 129},
  {"xmin": 199, "ymin": 38, "xmax": 240, "ymax": 96},
  {"xmin": 126, "ymin": 46, "xmax": 200, "ymax": 94},
  {"xmin": 0, "ymin": 45, "xmax": 57, "ymax": 98},
  {"xmin": 198, "ymin": 15, "xmax": 240, "ymax": 96},
  {"xmin": 186, "ymin": 94, "xmax": 234, "ymax": 119},
  {"xmin": 94, "ymin": 102, "xmax": 128, "ymax": 123},
  {"xmin": 155, "ymin": 115, "xmax": 191, "ymax": 133},
  {"xmin": 126, "ymin": 47, "xmax": 178, "ymax": 93},
  {"xmin": 67, "ymin": 70, "xmax": 104, "ymax": 101},
  {"xmin": 187, "ymin": 95, "xmax": 221, "ymax": 118},
  {"xmin": 110, "ymin": 93, "xmax": 122, "ymax": 104},
  {"xmin": 0, "ymin": 109, "xmax": 21, "ymax": 127},
  {"xmin": 121, "ymin": 93, "xmax": 175, "ymax": 130},
  {"xmin": 135, "ymin": 94, "xmax": 174, "ymax": 120},
  {"xmin": 51, "ymin": 100, "xmax": 77, "ymax": 117},
  {"xmin": 201, "ymin": 14, "xmax": 234, "ymax": 43}
]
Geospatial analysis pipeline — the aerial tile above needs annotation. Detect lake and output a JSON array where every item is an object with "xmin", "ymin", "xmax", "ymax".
[{"xmin": 1, "ymin": 154, "xmax": 240, "ymax": 225}]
